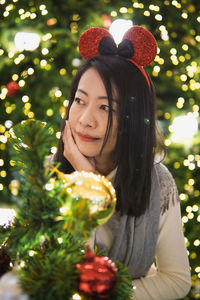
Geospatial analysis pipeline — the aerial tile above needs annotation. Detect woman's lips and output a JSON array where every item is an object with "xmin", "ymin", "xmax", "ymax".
[{"xmin": 76, "ymin": 132, "xmax": 99, "ymax": 142}]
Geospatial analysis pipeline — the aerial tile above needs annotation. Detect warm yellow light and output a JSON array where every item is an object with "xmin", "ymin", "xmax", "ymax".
[
  {"xmin": 188, "ymin": 179, "xmax": 195, "ymax": 186},
  {"xmin": 195, "ymin": 155, "xmax": 200, "ymax": 161},
  {"xmin": 40, "ymin": 59, "xmax": 47, "ymax": 66},
  {"xmin": 3, "ymin": 11, "xmax": 9, "ymax": 17},
  {"xmin": 72, "ymin": 293, "xmax": 82, "ymax": 300},
  {"xmin": 170, "ymin": 115, "xmax": 198, "ymax": 141},
  {"xmin": 180, "ymin": 74, "xmax": 187, "ymax": 82},
  {"xmin": 57, "ymin": 237, "xmax": 63, "ymax": 244},
  {"xmin": 182, "ymin": 216, "xmax": 188, "ymax": 223},
  {"xmin": 25, "ymin": 103, "xmax": 31, "ymax": 110},
  {"xmin": 170, "ymin": 48, "xmax": 177, "ymax": 55},
  {"xmin": 0, "ymin": 170, "xmax": 7, "ymax": 177},
  {"xmin": 176, "ymin": 102, "xmax": 183, "ymax": 109},
  {"xmin": 192, "ymin": 205, "xmax": 198, "ymax": 212},
  {"xmin": 27, "ymin": 68, "xmax": 34, "ymax": 75},
  {"xmin": 164, "ymin": 112, "xmax": 171, "ymax": 119},
  {"xmin": 15, "ymin": 32, "xmax": 40, "ymax": 52},
  {"xmin": 110, "ymin": 11, "xmax": 117, "ymax": 17},
  {"xmin": 42, "ymin": 48, "xmax": 49, "ymax": 55},
  {"xmin": 6, "ymin": 107, "xmax": 12, "ymax": 114},
  {"xmin": 188, "ymin": 212, "xmax": 194, "ymax": 219},
  {"xmin": 181, "ymin": 13, "xmax": 188, "ymax": 19},
  {"xmin": 152, "ymin": 71, "xmax": 159, "ymax": 77},
  {"xmin": 155, "ymin": 14, "xmax": 162, "ymax": 21},
  {"xmin": 185, "ymin": 54, "xmax": 191, "ymax": 60},
  {"xmin": 109, "ymin": 19, "xmax": 133, "ymax": 44},
  {"xmin": 186, "ymin": 206, "xmax": 192, "ymax": 213},
  {"xmin": 46, "ymin": 109, "xmax": 54, "ymax": 116},
  {"xmin": 177, "ymin": 97, "xmax": 185, "ymax": 104},
  {"xmin": 164, "ymin": 139, "xmax": 171, "ymax": 146},
  {"xmin": 22, "ymin": 95, "xmax": 29, "ymax": 103},
  {"xmin": 42, "ymin": 33, "xmax": 52, "ymax": 41},
  {"xmin": 153, "ymin": 66, "xmax": 160, "ymax": 72},
  {"xmin": 51, "ymin": 146, "xmax": 57, "ymax": 153},
  {"xmin": 144, "ymin": 10, "xmax": 150, "ymax": 16},
  {"xmin": 195, "ymin": 35, "xmax": 200, "ymax": 42},
  {"xmin": 18, "ymin": 80, "xmax": 25, "ymax": 87},
  {"xmin": 0, "ymin": 208, "xmax": 16, "ymax": 226},
  {"xmin": 63, "ymin": 100, "xmax": 69, "ymax": 107},
  {"xmin": 166, "ymin": 70, "xmax": 172, "ymax": 77},
  {"xmin": 119, "ymin": 7, "xmax": 127, "ymax": 13},
  {"xmin": 179, "ymin": 56, "xmax": 185, "ymax": 62},
  {"xmin": 41, "ymin": 10, "xmax": 48, "ymax": 16},
  {"xmin": 180, "ymin": 193, "xmax": 186, "ymax": 200},
  {"xmin": 56, "ymin": 132, "xmax": 61, "ymax": 139},
  {"xmin": 181, "ymin": 84, "xmax": 188, "ymax": 91},
  {"xmin": 188, "ymin": 154, "xmax": 195, "ymax": 161},
  {"xmin": 133, "ymin": 2, "xmax": 140, "ymax": 8},
  {"xmin": 182, "ymin": 44, "xmax": 189, "ymax": 51},
  {"xmin": 30, "ymin": 13, "xmax": 37, "ymax": 19},
  {"xmin": 174, "ymin": 162, "xmax": 180, "ymax": 169},
  {"xmin": 39, "ymin": 4, "xmax": 46, "ymax": 10},
  {"xmin": 188, "ymin": 163, "xmax": 195, "ymax": 170},
  {"xmin": 8, "ymin": 51, "xmax": 14, "ymax": 58},
  {"xmin": 55, "ymin": 90, "xmax": 62, "ymax": 97},
  {"xmin": 194, "ymin": 240, "xmax": 200, "ymax": 246},
  {"xmin": 28, "ymin": 112, "xmax": 34, "ymax": 118},
  {"xmin": 60, "ymin": 68, "xmax": 67, "ymax": 76}
]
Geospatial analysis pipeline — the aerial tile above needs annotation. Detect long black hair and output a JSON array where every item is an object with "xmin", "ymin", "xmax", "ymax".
[{"xmin": 55, "ymin": 55, "xmax": 164, "ymax": 217}]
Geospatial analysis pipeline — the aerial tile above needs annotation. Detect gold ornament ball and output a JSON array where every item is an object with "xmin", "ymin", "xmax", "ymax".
[{"xmin": 59, "ymin": 170, "xmax": 116, "ymax": 225}]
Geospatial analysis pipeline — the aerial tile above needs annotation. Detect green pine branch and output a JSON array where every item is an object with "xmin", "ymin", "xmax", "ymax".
[{"xmin": 2, "ymin": 119, "xmax": 133, "ymax": 299}]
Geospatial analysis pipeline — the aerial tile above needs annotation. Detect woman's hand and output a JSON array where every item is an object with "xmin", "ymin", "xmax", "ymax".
[{"xmin": 62, "ymin": 120, "xmax": 96, "ymax": 172}]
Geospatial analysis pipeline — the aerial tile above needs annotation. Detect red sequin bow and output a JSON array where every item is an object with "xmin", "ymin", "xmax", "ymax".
[{"xmin": 78, "ymin": 26, "xmax": 157, "ymax": 88}]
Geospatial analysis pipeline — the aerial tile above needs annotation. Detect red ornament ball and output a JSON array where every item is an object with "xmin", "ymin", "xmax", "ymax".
[
  {"xmin": 0, "ymin": 247, "xmax": 12, "ymax": 277},
  {"xmin": 77, "ymin": 247, "xmax": 118, "ymax": 299},
  {"xmin": 6, "ymin": 81, "xmax": 20, "ymax": 97}
]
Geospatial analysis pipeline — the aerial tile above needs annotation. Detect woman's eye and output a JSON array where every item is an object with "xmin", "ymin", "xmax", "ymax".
[
  {"xmin": 74, "ymin": 97, "xmax": 84, "ymax": 104},
  {"xmin": 100, "ymin": 105, "xmax": 114, "ymax": 112}
]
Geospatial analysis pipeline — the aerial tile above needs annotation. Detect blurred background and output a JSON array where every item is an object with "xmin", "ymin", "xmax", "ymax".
[{"xmin": 0, "ymin": 0, "xmax": 199, "ymax": 298}]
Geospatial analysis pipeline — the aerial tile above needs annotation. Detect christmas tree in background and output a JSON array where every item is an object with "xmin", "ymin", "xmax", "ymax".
[
  {"xmin": 0, "ymin": 0, "xmax": 200, "ymax": 298},
  {"xmin": 0, "ymin": 119, "xmax": 133, "ymax": 299}
]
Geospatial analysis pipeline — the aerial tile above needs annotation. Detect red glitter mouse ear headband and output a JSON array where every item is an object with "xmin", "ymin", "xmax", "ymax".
[{"xmin": 78, "ymin": 26, "xmax": 157, "ymax": 88}]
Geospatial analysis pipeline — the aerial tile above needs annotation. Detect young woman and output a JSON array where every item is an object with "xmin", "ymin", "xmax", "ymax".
[{"xmin": 55, "ymin": 26, "xmax": 191, "ymax": 299}]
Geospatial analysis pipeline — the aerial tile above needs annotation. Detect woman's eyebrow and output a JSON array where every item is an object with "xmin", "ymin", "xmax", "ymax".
[
  {"xmin": 76, "ymin": 88, "xmax": 118, "ymax": 103},
  {"xmin": 77, "ymin": 88, "xmax": 88, "ymax": 96}
]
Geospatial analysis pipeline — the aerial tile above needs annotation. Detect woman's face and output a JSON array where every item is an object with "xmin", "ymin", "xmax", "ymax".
[{"xmin": 68, "ymin": 68, "xmax": 118, "ymax": 159}]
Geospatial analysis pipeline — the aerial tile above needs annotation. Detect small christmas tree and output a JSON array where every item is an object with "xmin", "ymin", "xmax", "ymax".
[{"xmin": 0, "ymin": 119, "xmax": 133, "ymax": 300}]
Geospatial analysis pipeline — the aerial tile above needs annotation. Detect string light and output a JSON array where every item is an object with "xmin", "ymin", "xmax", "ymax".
[
  {"xmin": 109, "ymin": 19, "xmax": 133, "ymax": 44},
  {"xmin": 0, "ymin": 208, "xmax": 16, "ymax": 227},
  {"xmin": 72, "ymin": 293, "xmax": 82, "ymax": 300},
  {"xmin": 14, "ymin": 32, "xmax": 40, "ymax": 51},
  {"xmin": 51, "ymin": 146, "xmax": 57, "ymax": 153}
]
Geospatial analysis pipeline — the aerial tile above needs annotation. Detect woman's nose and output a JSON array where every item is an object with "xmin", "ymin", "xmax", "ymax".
[{"xmin": 79, "ymin": 107, "xmax": 97, "ymax": 128}]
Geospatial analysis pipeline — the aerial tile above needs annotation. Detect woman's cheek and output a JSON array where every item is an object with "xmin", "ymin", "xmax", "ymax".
[{"xmin": 68, "ymin": 108, "xmax": 75, "ymax": 127}]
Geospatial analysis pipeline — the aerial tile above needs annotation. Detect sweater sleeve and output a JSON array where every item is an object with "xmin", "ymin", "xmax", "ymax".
[{"xmin": 133, "ymin": 167, "xmax": 191, "ymax": 300}]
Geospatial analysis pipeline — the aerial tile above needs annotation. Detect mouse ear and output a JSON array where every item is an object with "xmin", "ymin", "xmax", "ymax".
[
  {"xmin": 78, "ymin": 27, "xmax": 113, "ymax": 60},
  {"xmin": 122, "ymin": 26, "xmax": 157, "ymax": 67}
]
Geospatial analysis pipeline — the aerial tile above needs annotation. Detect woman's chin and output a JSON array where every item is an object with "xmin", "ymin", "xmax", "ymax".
[{"xmin": 76, "ymin": 145, "xmax": 99, "ymax": 158}]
